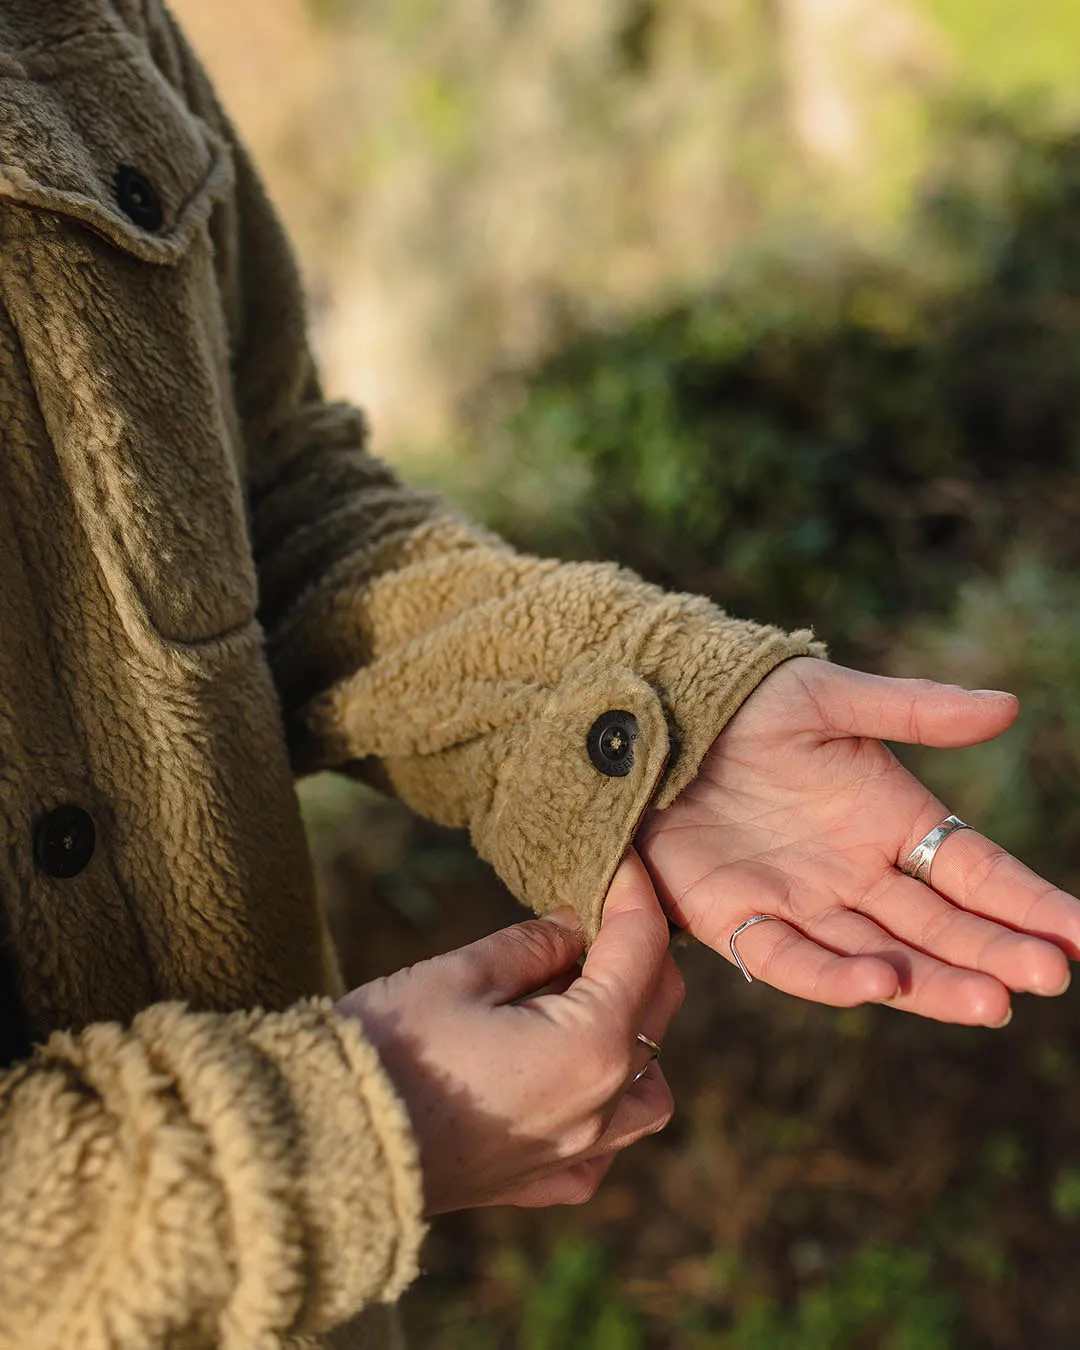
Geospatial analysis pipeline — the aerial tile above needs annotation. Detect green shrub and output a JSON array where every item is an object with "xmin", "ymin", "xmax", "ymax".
[
  {"xmin": 518, "ymin": 1240, "xmax": 643, "ymax": 1350},
  {"xmin": 718, "ymin": 1245, "xmax": 957, "ymax": 1350},
  {"xmin": 461, "ymin": 112, "xmax": 1080, "ymax": 668}
]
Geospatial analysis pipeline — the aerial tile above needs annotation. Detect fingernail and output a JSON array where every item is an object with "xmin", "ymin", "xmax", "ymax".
[
  {"xmin": 968, "ymin": 689, "xmax": 1016, "ymax": 700},
  {"xmin": 990, "ymin": 1008, "xmax": 1013, "ymax": 1029},
  {"xmin": 545, "ymin": 906, "xmax": 582, "ymax": 932}
]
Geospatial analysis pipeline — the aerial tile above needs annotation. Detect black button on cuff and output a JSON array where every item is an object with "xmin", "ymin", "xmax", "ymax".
[
  {"xmin": 587, "ymin": 710, "xmax": 640, "ymax": 778},
  {"xmin": 34, "ymin": 805, "xmax": 96, "ymax": 879},
  {"xmin": 115, "ymin": 165, "xmax": 164, "ymax": 232}
]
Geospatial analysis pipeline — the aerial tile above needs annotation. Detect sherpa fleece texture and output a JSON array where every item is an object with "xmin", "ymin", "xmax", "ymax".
[{"xmin": 0, "ymin": 1, "xmax": 821, "ymax": 1346}]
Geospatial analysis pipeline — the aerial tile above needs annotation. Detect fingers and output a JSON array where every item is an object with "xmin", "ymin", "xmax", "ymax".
[
  {"xmin": 723, "ymin": 913, "xmax": 901, "ymax": 1007},
  {"xmin": 490, "ymin": 1155, "xmax": 618, "ymax": 1209},
  {"xmin": 571, "ymin": 848, "xmax": 670, "ymax": 1029},
  {"xmin": 453, "ymin": 908, "xmax": 586, "ymax": 1004},
  {"xmin": 596, "ymin": 1061, "xmax": 675, "ymax": 1149},
  {"xmin": 799, "ymin": 905, "xmax": 1012, "ymax": 1026},
  {"xmin": 730, "ymin": 900, "xmax": 1011, "ymax": 1025},
  {"xmin": 801, "ymin": 663, "xmax": 1019, "ymax": 748},
  {"xmin": 855, "ymin": 868, "xmax": 1072, "ymax": 996},
  {"xmin": 501, "ymin": 1062, "xmax": 676, "ymax": 1210},
  {"xmin": 899, "ymin": 824, "xmax": 1080, "ymax": 972},
  {"xmin": 639, "ymin": 952, "xmax": 686, "ymax": 1044}
]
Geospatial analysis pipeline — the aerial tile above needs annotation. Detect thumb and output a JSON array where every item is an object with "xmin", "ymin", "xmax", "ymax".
[
  {"xmin": 575, "ymin": 849, "xmax": 670, "ymax": 1029},
  {"xmin": 809, "ymin": 664, "xmax": 1020, "ymax": 748},
  {"xmin": 454, "ymin": 909, "xmax": 586, "ymax": 1005}
]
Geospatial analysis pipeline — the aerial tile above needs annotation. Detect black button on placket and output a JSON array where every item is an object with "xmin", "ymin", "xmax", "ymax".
[
  {"xmin": 587, "ymin": 710, "xmax": 640, "ymax": 777},
  {"xmin": 115, "ymin": 165, "xmax": 164, "ymax": 232},
  {"xmin": 34, "ymin": 806, "xmax": 96, "ymax": 879}
]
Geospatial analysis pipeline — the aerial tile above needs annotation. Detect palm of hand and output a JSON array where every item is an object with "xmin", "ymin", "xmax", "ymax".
[{"xmin": 638, "ymin": 659, "xmax": 1080, "ymax": 1025}]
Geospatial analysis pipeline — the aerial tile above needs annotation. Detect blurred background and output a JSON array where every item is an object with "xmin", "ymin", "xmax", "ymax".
[{"xmin": 174, "ymin": 2, "xmax": 1080, "ymax": 1346}]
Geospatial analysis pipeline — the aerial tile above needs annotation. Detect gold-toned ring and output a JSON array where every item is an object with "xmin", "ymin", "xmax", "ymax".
[{"xmin": 631, "ymin": 1032, "xmax": 662, "ymax": 1083}]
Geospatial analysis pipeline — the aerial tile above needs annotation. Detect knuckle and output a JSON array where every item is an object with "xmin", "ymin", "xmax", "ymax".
[
  {"xmin": 917, "ymin": 907, "xmax": 956, "ymax": 953},
  {"xmin": 561, "ymin": 1113, "xmax": 607, "ymax": 1159},
  {"xmin": 505, "ymin": 921, "xmax": 561, "ymax": 965},
  {"xmin": 599, "ymin": 1045, "xmax": 634, "ymax": 1099},
  {"xmin": 580, "ymin": 1111, "xmax": 609, "ymax": 1153},
  {"xmin": 650, "ymin": 1084, "xmax": 676, "ymax": 1133},
  {"xmin": 490, "ymin": 919, "xmax": 576, "ymax": 984},
  {"xmin": 754, "ymin": 927, "xmax": 795, "ymax": 987},
  {"xmin": 967, "ymin": 984, "xmax": 1009, "ymax": 1027},
  {"xmin": 452, "ymin": 944, "xmax": 490, "ymax": 992},
  {"xmin": 665, "ymin": 962, "xmax": 687, "ymax": 1015},
  {"xmin": 582, "ymin": 1036, "xmax": 631, "ymax": 1100},
  {"xmin": 563, "ymin": 1172, "xmax": 601, "ymax": 1206},
  {"xmin": 967, "ymin": 845, "xmax": 1008, "ymax": 893}
]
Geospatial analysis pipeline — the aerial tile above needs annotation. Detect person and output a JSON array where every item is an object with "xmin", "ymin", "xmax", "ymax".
[{"xmin": 1, "ymin": 3, "xmax": 1078, "ymax": 1347}]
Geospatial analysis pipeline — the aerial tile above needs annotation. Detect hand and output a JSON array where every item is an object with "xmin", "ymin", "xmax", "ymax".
[
  {"xmin": 638, "ymin": 658, "xmax": 1080, "ymax": 1026},
  {"xmin": 336, "ymin": 850, "xmax": 684, "ymax": 1214}
]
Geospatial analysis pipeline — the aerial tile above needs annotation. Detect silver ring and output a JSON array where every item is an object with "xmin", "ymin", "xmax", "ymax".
[
  {"xmin": 632, "ymin": 1032, "xmax": 661, "ymax": 1083},
  {"xmin": 729, "ymin": 914, "xmax": 778, "ymax": 984},
  {"xmin": 900, "ymin": 814, "xmax": 971, "ymax": 887}
]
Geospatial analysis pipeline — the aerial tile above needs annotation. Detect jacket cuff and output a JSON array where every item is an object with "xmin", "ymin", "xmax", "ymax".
[
  {"xmin": 243, "ymin": 1003, "xmax": 426, "ymax": 1325},
  {"xmin": 126, "ymin": 999, "xmax": 425, "ymax": 1338},
  {"xmin": 290, "ymin": 535, "xmax": 824, "ymax": 938},
  {"xmin": 471, "ymin": 621, "xmax": 823, "ymax": 937}
]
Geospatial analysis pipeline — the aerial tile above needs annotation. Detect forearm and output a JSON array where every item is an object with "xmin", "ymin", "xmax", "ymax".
[{"xmin": 260, "ymin": 454, "xmax": 821, "ymax": 932}]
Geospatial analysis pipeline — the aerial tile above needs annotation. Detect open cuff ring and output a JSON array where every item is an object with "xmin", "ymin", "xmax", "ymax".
[
  {"xmin": 899, "ymin": 814, "xmax": 971, "ymax": 888},
  {"xmin": 632, "ymin": 1032, "xmax": 662, "ymax": 1083},
  {"xmin": 729, "ymin": 914, "xmax": 779, "ymax": 984}
]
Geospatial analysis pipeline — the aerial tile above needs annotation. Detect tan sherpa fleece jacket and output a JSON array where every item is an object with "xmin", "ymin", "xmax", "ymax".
[{"xmin": 0, "ymin": 2, "xmax": 820, "ymax": 1346}]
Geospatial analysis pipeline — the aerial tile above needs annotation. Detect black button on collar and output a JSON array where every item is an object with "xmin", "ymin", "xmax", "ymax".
[
  {"xmin": 587, "ymin": 710, "xmax": 640, "ymax": 778},
  {"xmin": 115, "ymin": 165, "xmax": 164, "ymax": 232},
  {"xmin": 34, "ymin": 806, "xmax": 96, "ymax": 879}
]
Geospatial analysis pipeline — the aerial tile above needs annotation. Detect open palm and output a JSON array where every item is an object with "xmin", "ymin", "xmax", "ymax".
[{"xmin": 638, "ymin": 658, "xmax": 1080, "ymax": 1025}]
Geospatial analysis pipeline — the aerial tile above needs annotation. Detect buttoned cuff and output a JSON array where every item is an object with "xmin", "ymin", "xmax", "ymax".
[
  {"xmin": 290, "ymin": 542, "xmax": 823, "ymax": 937},
  {"xmin": 472, "ymin": 625, "xmax": 823, "ymax": 937}
]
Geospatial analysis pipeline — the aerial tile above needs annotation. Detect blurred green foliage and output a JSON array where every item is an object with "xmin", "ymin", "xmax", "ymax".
[
  {"xmin": 445, "ymin": 109, "xmax": 1080, "ymax": 894},
  {"xmin": 919, "ymin": 0, "xmax": 1080, "ymax": 102},
  {"xmin": 394, "ymin": 107, "xmax": 1080, "ymax": 1347},
  {"xmin": 464, "ymin": 110, "xmax": 1080, "ymax": 644},
  {"xmin": 462, "ymin": 1241, "xmax": 644, "ymax": 1350},
  {"xmin": 450, "ymin": 1237, "xmax": 958, "ymax": 1350},
  {"xmin": 722, "ymin": 1246, "xmax": 957, "ymax": 1350},
  {"xmin": 518, "ymin": 1241, "xmax": 643, "ymax": 1350},
  {"xmin": 1051, "ymin": 1167, "xmax": 1080, "ymax": 1223}
]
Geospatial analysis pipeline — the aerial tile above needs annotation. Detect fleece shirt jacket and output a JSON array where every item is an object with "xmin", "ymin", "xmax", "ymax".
[{"xmin": 0, "ymin": 2, "xmax": 820, "ymax": 1345}]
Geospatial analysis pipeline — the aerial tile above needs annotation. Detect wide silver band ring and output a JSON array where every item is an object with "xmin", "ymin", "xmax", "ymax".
[{"xmin": 900, "ymin": 814, "xmax": 972, "ymax": 887}]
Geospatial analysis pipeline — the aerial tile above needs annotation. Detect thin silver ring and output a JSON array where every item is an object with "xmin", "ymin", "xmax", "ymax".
[
  {"xmin": 900, "ymin": 814, "xmax": 972, "ymax": 888},
  {"xmin": 632, "ymin": 1032, "xmax": 661, "ymax": 1083},
  {"xmin": 729, "ymin": 914, "xmax": 778, "ymax": 984}
]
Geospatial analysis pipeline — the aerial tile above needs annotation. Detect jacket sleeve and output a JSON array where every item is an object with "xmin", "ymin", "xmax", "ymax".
[
  {"xmin": 0, "ymin": 998, "xmax": 423, "ymax": 1348},
  {"xmin": 149, "ymin": 6, "xmax": 824, "ymax": 937}
]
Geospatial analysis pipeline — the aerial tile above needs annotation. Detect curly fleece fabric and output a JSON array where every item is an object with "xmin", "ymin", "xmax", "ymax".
[{"xmin": 0, "ymin": 1, "xmax": 821, "ymax": 1346}]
